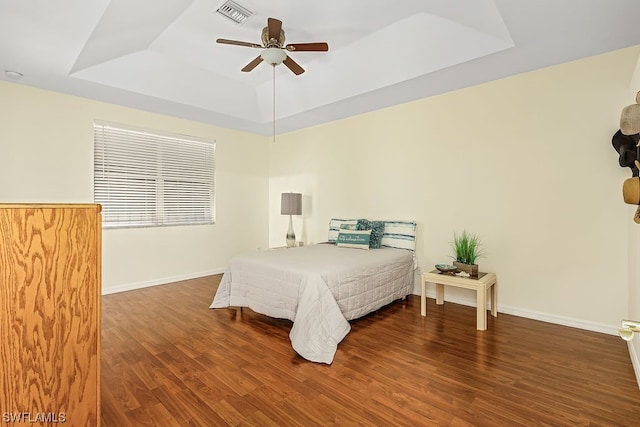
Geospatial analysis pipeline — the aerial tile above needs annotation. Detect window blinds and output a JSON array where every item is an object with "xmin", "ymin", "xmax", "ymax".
[{"xmin": 94, "ymin": 121, "xmax": 216, "ymax": 228}]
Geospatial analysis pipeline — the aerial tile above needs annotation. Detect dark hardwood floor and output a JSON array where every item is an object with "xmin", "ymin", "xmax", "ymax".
[{"xmin": 101, "ymin": 275, "xmax": 640, "ymax": 426}]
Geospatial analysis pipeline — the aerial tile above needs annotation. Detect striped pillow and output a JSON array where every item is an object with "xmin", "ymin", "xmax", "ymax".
[{"xmin": 381, "ymin": 221, "xmax": 417, "ymax": 251}]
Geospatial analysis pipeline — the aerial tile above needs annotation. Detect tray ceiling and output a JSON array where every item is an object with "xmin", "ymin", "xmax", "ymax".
[{"xmin": 2, "ymin": 0, "xmax": 640, "ymax": 135}]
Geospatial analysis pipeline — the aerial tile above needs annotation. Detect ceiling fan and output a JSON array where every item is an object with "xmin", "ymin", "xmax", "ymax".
[{"xmin": 216, "ymin": 17, "xmax": 329, "ymax": 75}]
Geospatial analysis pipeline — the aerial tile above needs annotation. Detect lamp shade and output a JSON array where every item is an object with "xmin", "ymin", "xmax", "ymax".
[{"xmin": 281, "ymin": 193, "xmax": 302, "ymax": 215}]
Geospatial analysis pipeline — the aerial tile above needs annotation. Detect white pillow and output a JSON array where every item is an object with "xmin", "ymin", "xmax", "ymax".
[{"xmin": 380, "ymin": 221, "xmax": 417, "ymax": 251}]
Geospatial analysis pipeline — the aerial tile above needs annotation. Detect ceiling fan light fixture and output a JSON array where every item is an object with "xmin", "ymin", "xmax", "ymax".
[
  {"xmin": 261, "ymin": 48, "xmax": 287, "ymax": 65},
  {"xmin": 216, "ymin": 17, "xmax": 327, "ymax": 74}
]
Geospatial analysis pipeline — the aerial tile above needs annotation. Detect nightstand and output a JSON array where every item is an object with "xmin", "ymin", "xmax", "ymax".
[{"xmin": 421, "ymin": 270, "xmax": 497, "ymax": 330}]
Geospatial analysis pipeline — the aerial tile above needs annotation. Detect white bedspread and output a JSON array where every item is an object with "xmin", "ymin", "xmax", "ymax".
[{"xmin": 210, "ymin": 243, "xmax": 414, "ymax": 364}]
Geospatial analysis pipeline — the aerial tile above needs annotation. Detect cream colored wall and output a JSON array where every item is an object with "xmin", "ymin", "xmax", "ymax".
[
  {"xmin": 269, "ymin": 46, "xmax": 640, "ymax": 331},
  {"xmin": 1, "ymin": 46, "xmax": 636, "ymax": 331},
  {"xmin": 0, "ymin": 81, "xmax": 269, "ymax": 293},
  {"xmin": 625, "ymin": 55, "xmax": 640, "ymax": 384},
  {"xmin": 627, "ymin": 208, "xmax": 640, "ymax": 383}
]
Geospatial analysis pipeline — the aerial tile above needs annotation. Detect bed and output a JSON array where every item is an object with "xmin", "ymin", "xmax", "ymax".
[{"xmin": 210, "ymin": 219, "xmax": 417, "ymax": 364}]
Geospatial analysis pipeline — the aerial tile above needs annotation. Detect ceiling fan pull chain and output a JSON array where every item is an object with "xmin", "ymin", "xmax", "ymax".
[{"xmin": 273, "ymin": 64, "xmax": 276, "ymax": 143}]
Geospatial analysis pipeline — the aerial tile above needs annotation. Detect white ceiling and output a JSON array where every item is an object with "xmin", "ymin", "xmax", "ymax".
[{"xmin": 2, "ymin": 0, "xmax": 640, "ymax": 136}]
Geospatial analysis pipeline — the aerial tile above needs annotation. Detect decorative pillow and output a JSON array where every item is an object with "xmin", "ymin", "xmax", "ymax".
[
  {"xmin": 340, "ymin": 223, "xmax": 358, "ymax": 230},
  {"xmin": 380, "ymin": 221, "xmax": 417, "ymax": 251},
  {"xmin": 328, "ymin": 218, "xmax": 359, "ymax": 242},
  {"xmin": 356, "ymin": 219, "xmax": 385, "ymax": 249},
  {"xmin": 336, "ymin": 229, "xmax": 371, "ymax": 250}
]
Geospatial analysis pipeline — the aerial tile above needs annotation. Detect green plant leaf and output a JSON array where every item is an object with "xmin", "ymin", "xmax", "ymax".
[{"xmin": 450, "ymin": 230, "xmax": 484, "ymax": 264}]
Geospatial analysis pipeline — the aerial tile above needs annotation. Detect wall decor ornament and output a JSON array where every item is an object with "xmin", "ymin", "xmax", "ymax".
[
  {"xmin": 612, "ymin": 130, "xmax": 639, "ymax": 176},
  {"xmin": 614, "ymin": 90, "xmax": 640, "ymax": 223}
]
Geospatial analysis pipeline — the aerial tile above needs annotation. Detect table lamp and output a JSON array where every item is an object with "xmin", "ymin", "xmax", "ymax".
[{"xmin": 281, "ymin": 192, "xmax": 302, "ymax": 247}]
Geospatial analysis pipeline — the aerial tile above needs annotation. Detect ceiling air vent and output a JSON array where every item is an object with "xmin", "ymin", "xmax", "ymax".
[{"xmin": 215, "ymin": 0, "xmax": 253, "ymax": 24}]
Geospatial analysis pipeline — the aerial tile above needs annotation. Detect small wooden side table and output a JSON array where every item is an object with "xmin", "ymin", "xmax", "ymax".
[{"xmin": 421, "ymin": 270, "xmax": 497, "ymax": 330}]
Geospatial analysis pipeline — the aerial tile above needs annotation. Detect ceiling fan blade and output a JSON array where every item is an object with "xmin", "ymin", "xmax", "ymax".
[
  {"xmin": 267, "ymin": 18, "xmax": 283, "ymax": 42},
  {"xmin": 285, "ymin": 42, "xmax": 329, "ymax": 52},
  {"xmin": 283, "ymin": 55, "xmax": 305, "ymax": 75},
  {"xmin": 217, "ymin": 38, "xmax": 262, "ymax": 49},
  {"xmin": 241, "ymin": 56, "xmax": 263, "ymax": 72}
]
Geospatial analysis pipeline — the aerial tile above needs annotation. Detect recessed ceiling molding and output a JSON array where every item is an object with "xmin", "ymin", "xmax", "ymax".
[
  {"xmin": 70, "ymin": 49, "xmax": 261, "ymax": 120},
  {"xmin": 69, "ymin": 0, "xmax": 193, "ymax": 74},
  {"xmin": 4, "ymin": 0, "xmax": 640, "ymax": 135},
  {"xmin": 73, "ymin": 5, "xmax": 514, "ymax": 125},
  {"xmin": 255, "ymin": 12, "xmax": 514, "ymax": 123}
]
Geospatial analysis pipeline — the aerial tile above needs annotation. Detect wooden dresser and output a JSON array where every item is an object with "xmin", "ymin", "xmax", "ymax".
[{"xmin": 0, "ymin": 204, "xmax": 101, "ymax": 426}]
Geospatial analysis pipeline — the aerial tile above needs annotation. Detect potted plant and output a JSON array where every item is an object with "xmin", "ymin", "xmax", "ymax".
[{"xmin": 451, "ymin": 230, "xmax": 484, "ymax": 277}]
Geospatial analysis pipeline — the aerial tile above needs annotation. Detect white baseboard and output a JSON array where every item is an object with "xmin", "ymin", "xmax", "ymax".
[
  {"xmin": 416, "ymin": 288, "xmax": 621, "ymax": 335},
  {"xmin": 109, "ymin": 279, "xmax": 625, "ymax": 337},
  {"xmin": 101, "ymin": 268, "xmax": 225, "ymax": 295},
  {"xmin": 417, "ymin": 286, "xmax": 640, "ymax": 390},
  {"xmin": 628, "ymin": 340, "xmax": 640, "ymax": 390}
]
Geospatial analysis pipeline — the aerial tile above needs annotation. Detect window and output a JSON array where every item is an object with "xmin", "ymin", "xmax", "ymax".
[{"xmin": 94, "ymin": 121, "xmax": 215, "ymax": 228}]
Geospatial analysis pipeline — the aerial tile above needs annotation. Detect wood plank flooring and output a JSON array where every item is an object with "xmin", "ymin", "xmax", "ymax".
[{"xmin": 101, "ymin": 275, "xmax": 640, "ymax": 426}]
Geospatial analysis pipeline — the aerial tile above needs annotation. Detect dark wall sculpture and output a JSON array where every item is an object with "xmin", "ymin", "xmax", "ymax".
[{"xmin": 612, "ymin": 129, "xmax": 639, "ymax": 176}]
